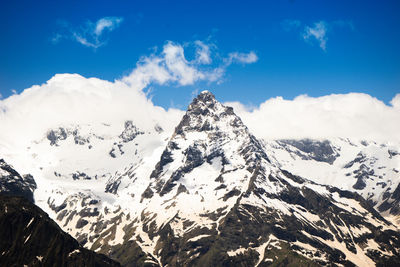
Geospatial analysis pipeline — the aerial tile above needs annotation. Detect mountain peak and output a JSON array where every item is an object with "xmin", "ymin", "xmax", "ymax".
[
  {"xmin": 174, "ymin": 91, "xmax": 239, "ymax": 136},
  {"xmin": 199, "ymin": 89, "xmax": 211, "ymax": 94},
  {"xmin": 148, "ymin": 91, "xmax": 270, "ymax": 197},
  {"xmin": 187, "ymin": 90, "xmax": 217, "ymax": 113}
]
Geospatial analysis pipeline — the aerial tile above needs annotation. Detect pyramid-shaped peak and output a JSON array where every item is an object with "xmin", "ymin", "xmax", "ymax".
[
  {"xmin": 200, "ymin": 89, "xmax": 211, "ymax": 94},
  {"xmin": 149, "ymin": 91, "xmax": 270, "ymax": 197},
  {"xmin": 188, "ymin": 90, "xmax": 218, "ymax": 112},
  {"xmin": 173, "ymin": 91, "xmax": 247, "ymax": 138}
]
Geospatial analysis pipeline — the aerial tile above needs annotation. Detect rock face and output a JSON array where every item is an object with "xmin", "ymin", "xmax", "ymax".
[
  {"xmin": 0, "ymin": 161, "xmax": 120, "ymax": 266},
  {"xmin": 47, "ymin": 127, "xmax": 68, "ymax": 146},
  {"xmin": 119, "ymin": 120, "xmax": 144, "ymax": 143},
  {"xmin": 0, "ymin": 195, "xmax": 120, "ymax": 266},
  {"xmin": 277, "ymin": 139, "xmax": 340, "ymax": 164},
  {"xmin": 0, "ymin": 159, "xmax": 36, "ymax": 202}
]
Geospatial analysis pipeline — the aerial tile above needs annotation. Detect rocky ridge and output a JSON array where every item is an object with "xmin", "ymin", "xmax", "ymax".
[{"xmin": 0, "ymin": 160, "xmax": 120, "ymax": 266}]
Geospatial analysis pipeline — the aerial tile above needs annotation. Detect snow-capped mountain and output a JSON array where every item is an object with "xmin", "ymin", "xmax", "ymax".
[
  {"xmin": 1, "ymin": 91, "xmax": 400, "ymax": 266},
  {"xmin": 263, "ymin": 138, "xmax": 400, "ymax": 227}
]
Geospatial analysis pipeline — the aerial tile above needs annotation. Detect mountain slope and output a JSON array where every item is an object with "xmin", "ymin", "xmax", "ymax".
[
  {"xmin": 263, "ymin": 138, "xmax": 400, "ymax": 226},
  {"xmin": 0, "ymin": 159, "xmax": 36, "ymax": 202},
  {"xmin": 0, "ymin": 159, "xmax": 120, "ymax": 266},
  {"xmin": 0, "ymin": 195, "xmax": 120, "ymax": 266}
]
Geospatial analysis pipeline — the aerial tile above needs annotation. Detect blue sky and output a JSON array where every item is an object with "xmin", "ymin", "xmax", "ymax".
[{"xmin": 1, "ymin": 0, "xmax": 399, "ymax": 108}]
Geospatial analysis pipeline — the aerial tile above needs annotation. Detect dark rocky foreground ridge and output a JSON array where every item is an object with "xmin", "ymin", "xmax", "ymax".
[
  {"xmin": 0, "ymin": 159, "xmax": 36, "ymax": 202},
  {"xmin": 0, "ymin": 160, "xmax": 120, "ymax": 266}
]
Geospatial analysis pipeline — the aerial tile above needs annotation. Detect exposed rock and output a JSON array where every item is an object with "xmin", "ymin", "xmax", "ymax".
[
  {"xmin": 0, "ymin": 195, "xmax": 120, "ymax": 266},
  {"xmin": 47, "ymin": 127, "xmax": 68, "ymax": 146},
  {"xmin": 119, "ymin": 121, "xmax": 144, "ymax": 143},
  {"xmin": 0, "ymin": 159, "xmax": 36, "ymax": 203},
  {"xmin": 278, "ymin": 139, "xmax": 339, "ymax": 164}
]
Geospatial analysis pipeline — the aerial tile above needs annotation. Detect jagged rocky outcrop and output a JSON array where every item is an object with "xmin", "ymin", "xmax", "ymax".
[
  {"xmin": 0, "ymin": 195, "xmax": 120, "ymax": 266},
  {"xmin": 47, "ymin": 127, "xmax": 68, "ymax": 146},
  {"xmin": 277, "ymin": 139, "xmax": 340, "ymax": 164},
  {"xmin": 109, "ymin": 121, "xmax": 145, "ymax": 158},
  {"xmin": 0, "ymin": 159, "xmax": 36, "ymax": 202},
  {"xmin": 378, "ymin": 182, "xmax": 400, "ymax": 215},
  {"xmin": 0, "ymin": 160, "xmax": 119, "ymax": 266},
  {"xmin": 120, "ymin": 120, "xmax": 144, "ymax": 143}
]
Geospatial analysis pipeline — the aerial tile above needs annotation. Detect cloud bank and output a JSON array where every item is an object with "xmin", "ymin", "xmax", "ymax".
[
  {"xmin": 1, "ymin": 38, "xmax": 398, "ymax": 149},
  {"xmin": 0, "ymin": 40, "xmax": 257, "ymax": 148},
  {"xmin": 0, "ymin": 73, "xmax": 184, "ymax": 150},
  {"xmin": 53, "ymin": 16, "xmax": 123, "ymax": 49},
  {"xmin": 226, "ymin": 93, "xmax": 400, "ymax": 143},
  {"xmin": 390, "ymin": 94, "xmax": 400, "ymax": 109}
]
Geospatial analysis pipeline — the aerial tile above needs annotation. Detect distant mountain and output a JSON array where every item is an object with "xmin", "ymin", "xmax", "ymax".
[
  {"xmin": 0, "ymin": 160, "xmax": 120, "ymax": 266},
  {"xmin": 1, "ymin": 91, "xmax": 400, "ymax": 266},
  {"xmin": 263, "ymin": 138, "xmax": 400, "ymax": 227}
]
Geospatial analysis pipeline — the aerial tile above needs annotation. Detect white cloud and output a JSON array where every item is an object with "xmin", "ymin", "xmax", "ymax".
[
  {"xmin": 194, "ymin": 40, "xmax": 212, "ymax": 64},
  {"xmin": 391, "ymin": 93, "xmax": 400, "ymax": 109},
  {"xmin": 226, "ymin": 51, "xmax": 258, "ymax": 64},
  {"xmin": 162, "ymin": 42, "xmax": 205, "ymax": 85},
  {"xmin": 226, "ymin": 93, "xmax": 400, "ymax": 143},
  {"xmin": 94, "ymin": 17, "xmax": 123, "ymax": 36},
  {"xmin": 0, "ymin": 40, "xmax": 257, "ymax": 148},
  {"xmin": 284, "ymin": 19, "xmax": 354, "ymax": 51},
  {"xmin": 51, "ymin": 33, "xmax": 63, "ymax": 44},
  {"xmin": 1, "ymin": 37, "xmax": 396, "ymax": 150},
  {"xmin": 303, "ymin": 21, "xmax": 328, "ymax": 51},
  {"xmin": 0, "ymin": 73, "xmax": 184, "ymax": 149},
  {"xmin": 53, "ymin": 16, "xmax": 123, "ymax": 49},
  {"xmin": 122, "ymin": 41, "xmax": 258, "ymax": 88}
]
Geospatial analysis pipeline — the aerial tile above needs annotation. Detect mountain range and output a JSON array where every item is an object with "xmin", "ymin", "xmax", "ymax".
[{"xmin": 1, "ymin": 91, "xmax": 399, "ymax": 266}]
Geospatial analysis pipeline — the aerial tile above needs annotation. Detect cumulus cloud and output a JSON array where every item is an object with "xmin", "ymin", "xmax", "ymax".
[
  {"xmin": 122, "ymin": 41, "xmax": 257, "ymax": 88},
  {"xmin": 303, "ymin": 21, "xmax": 328, "ymax": 51},
  {"xmin": 226, "ymin": 51, "xmax": 258, "ymax": 64},
  {"xmin": 0, "ymin": 40, "xmax": 257, "ymax": 149},
  {"xmin": 94, "ymin": 17, "xmax": 122, "ymax": 36},
  {"xmin": 7, "ymin": 36, "xmax": 396, "ymax": 148},
  {"xmin": 0, "ymin": 73, "xmax": 184, "ymax": 150},
  {"xmin": 391, "ymin": 94, "xmax": 400, "ymax": 109},
  {"xmin": 52, "ymin": 16, "xmax": 123, "ymax": 49},
  {"xmin": 226, "ymin": 93, "xmax": 400, "ymax": 143},
  {"xmin": 283, "ymin": 19, "xmax": 354, "ymax": 51},
  {"xmin": 194, "ymin": 40, "xmax": 212, "ymax": 64}
]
